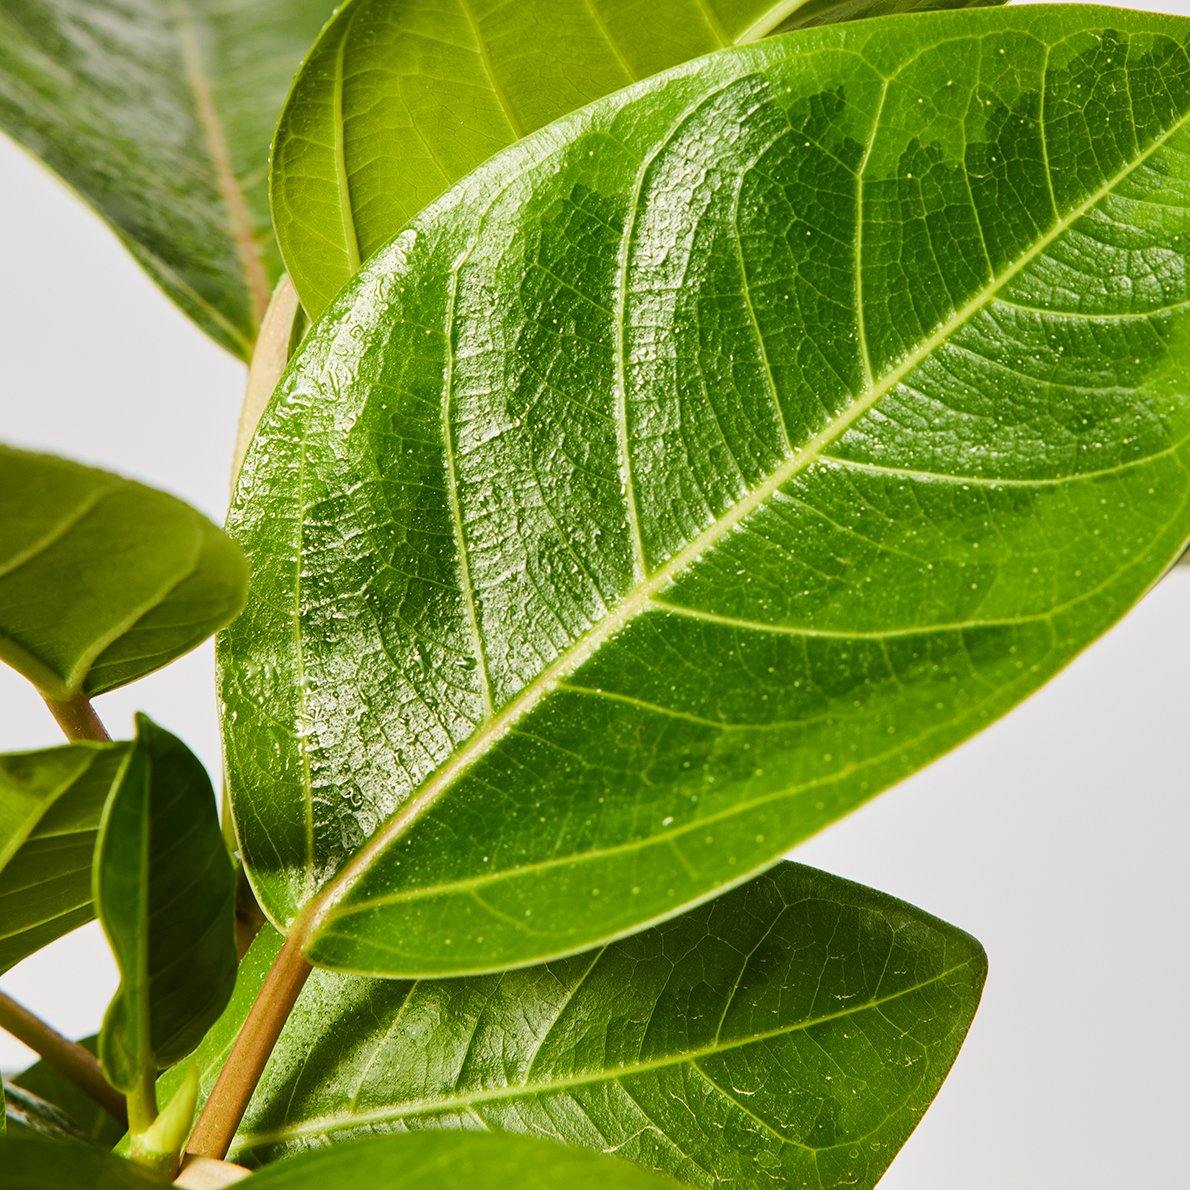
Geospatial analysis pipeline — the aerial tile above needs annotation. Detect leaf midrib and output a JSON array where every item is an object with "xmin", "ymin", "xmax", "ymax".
[
  {"xmin": 302, "ymin": 100, "xmax": 1188, "ymax": 938},
  {"xmin": 232, "ymin": 955, "xmax": 977, "ymax": 1150}
]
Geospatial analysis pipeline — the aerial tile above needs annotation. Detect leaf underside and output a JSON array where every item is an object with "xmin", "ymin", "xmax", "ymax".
[
  {"xmin": 0, "ymin": 0, "xmax": 334, "ymax": 357},
  {"xmin": 273, "ymin": 0, "xmax": 1004, "ymax": 316},
  {"xmin": 167, "ymin": 863, "xmax": 985, "ymax": 1188},
  {"xmin": 0, "ymin": 744, "xmax": 126, "ymax": 974},
  {"xmin": 0, "ymin": 446, "xmax": 247, "ymax": 699},
  {"xmin": 223, "ymin": 5, "xmax": 1190, "ymax": 977}
]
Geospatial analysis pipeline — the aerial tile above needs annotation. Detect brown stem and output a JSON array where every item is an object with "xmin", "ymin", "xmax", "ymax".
[
  {"xmin": 42, "ymin": 693, "xmax": 111, "ymax": 743},
  {"xmin": 0, "ymin": 989, "xmax": 127, "ymax": 1125},
  {"xmin": 186, "ymin": 930, "xmax": 312, "ymax": 1159}
]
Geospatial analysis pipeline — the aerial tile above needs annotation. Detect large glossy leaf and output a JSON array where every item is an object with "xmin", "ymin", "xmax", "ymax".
[
  {"xmin": 0, "ymin": 0, "xmax": 334, "ymax": 358},
  {"xmin": 0, "ymin": 744, "xmax": 126, "ymax": 973},
  {"xmin": 168, "ymin": 864, "xmax": 985, "ymax": 1185},
  {"xmin": 96, "ymin": 717, "xmax": 236, "ymax": 1093},
  {"xmin": 246, "ymin": 1134, "xmax": 679, "ymax": 1188},
  {"xmin": 273, "ymin": 0, "xmax": 1003, "ymax": 317},
  {"xmin": 1, "ymin": 1082, "xmax": 88, "ymax": 1144},
  {"xmin": 0, "ymin": 1135, "xmax": 162, "ymax": 1189},
  {"xmin": 224, "ymin": 5, "xmax": 1190, "ymax": 975},
  {"xmin": 9, "ymin": 1038, "xmax": 124, "ymax": 1150},
  {"xmin": 0, "ymin": 446, "xmax": 247, "ymax": 699}
]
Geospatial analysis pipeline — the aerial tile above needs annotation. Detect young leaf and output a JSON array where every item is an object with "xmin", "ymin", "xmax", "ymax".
[
  {"xmin": 0, "ymin": 1135, "xmax": 163, "ymax": 1189},
  {"xmin": 245, "ymin": 1134, "xmax": 679, "ymax": 1188},
  {"xmin": 9, "ymin": 1038, "xmax": 125, "ymax": 1150},
  {"xmin": 0, "ymin": 446, "xmax": 247, "ymax": 700},
  {"xmin": 96, "ymin": 717, "xmax": 236, "ymax": 1100},
  {"xmin": 169, "ymin": 863, "xmax": 984, "ymax": 1186},
  {"xmin": 223, "ymin": 5, "xmax": 1190, "ymax": 976},
  {"xmin": 0, "ymin": 0, "xmax": 335, "ymax": 358},
  {"xmin": 0, "ymin": 744, "xmax": 126, "ymax": 973},
  {"xmin": 272, "ymin": 0, "xmax": 1004, "ymax": 316}
]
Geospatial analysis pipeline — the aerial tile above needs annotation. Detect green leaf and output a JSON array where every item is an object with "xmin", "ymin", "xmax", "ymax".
[
  {"xmin": 168, "ymin": 863, "xmax": 984, "ymax": 1185},
  {"xmin": 0, "ymin": 0, "xmax": 335, "ymax": 359},
  {"xmin": 273, "ymin": 0, "xmax": 1004, "ymax": 317},
  {"xmin": 0, "ymin": 1135, "xmax": 163, "ymax": 1189},
  {"xmin": 9, "ymin": 1038, "xmax": 125, "ymax": 1149},
  {"xmin": 0, "ymin": 446, "xmax": 247, "ymax": 699},
  {"xmin": 2, "ymin": 1081, "xmax": 88, "ymax": 1144},
  {"xmin": 224, "ymin": 5, "xmax": 1190, "ymax": 976},
  {"xmin": 246, "ymin": 1134, "xmax": 680, "ymax": 1188},
  {"xmin": 0, "ymin": 745, "xmax": 126, "ymax": 973},
  {"xmin": 96, "ymin": 717, "xmax": 236, "ymax": 1095}
]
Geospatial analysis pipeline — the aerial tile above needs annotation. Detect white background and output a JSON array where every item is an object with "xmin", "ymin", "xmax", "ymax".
[{"xmin": 1, "ymin": 2, "xmax": 1187, "ymax": 1184}]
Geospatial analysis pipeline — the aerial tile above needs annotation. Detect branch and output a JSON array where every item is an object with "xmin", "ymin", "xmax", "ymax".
[
  {"xmin": 0, "ymin": 989, "xmax": 127, "ymax": 1125},
  {"xmin": 42, "ymin": 693, "xmax": 111, "ymax": 742},
  {"xmin": 185, "ymin": 929, "xmax": 311, "ymax": 1159}
]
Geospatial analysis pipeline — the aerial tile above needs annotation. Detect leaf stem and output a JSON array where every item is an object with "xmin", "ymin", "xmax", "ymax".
[
  {"xmin": 0, "ymin": 989, "xmax": 127, "ymax": 1125},
  {"xmin": 42, "ymin": 693, "xmax": 112, "ymax": 742},
  {"xmin": 185, "ymin": 928, "xmax": 312, "ymax": 1159}
]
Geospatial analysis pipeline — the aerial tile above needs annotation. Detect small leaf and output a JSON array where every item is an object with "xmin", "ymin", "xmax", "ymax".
[
  {"xmin": 9, "ymin": 1037, "xmax": 125, "ymax": 1149},
  {"xmin": 170, "ymin": 864, "xmax": 985, "ymax": 1186},
  {"xmin": 0, "ymin": 0, "xmax": 337, "ymax": 358},
  {"xmin": 0, "ymin": 1135, "xmax": 164, "ymax": 1189},
  {"xmin": 246, "ymin": 1134, "xmax": 679, "ymax": 1188},
  {"xmin": 272, "ymin": 0, "xmax": 1004, "ymax": 316},
  {"xmin": 223, "ymin": 5, "xmax": 1190, "ymax": 975},
  {"xmin": 0, "ymin": 446, "xmax": 247, "ymax": 699},
  {"xmin": 0, "ymin": 744, "xmax": 126, "ymax": 973},
  {"xmin": 96, "ymin": 717, "xmax": 236, "ymax": 1094}
]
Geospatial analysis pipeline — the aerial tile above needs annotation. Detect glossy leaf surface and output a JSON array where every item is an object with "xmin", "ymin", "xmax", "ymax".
[
  {"xmin": 96, "ymin": 717, "xmax": 236, "ymax": 1091},
  {"xmin": 0, "ymin": 744, "xmax": 126, "ymax": 973},
  {"xmin": 0, "ymin": 1136, "xmax": 162, "ymax": 1189},
  {"xmin": 9, "ymin": 1038, "xmax": 124, "ymax": 1150},
  {"xmin": 173, "ymin": 864, "xmax": 984, "ymax": 1185},
  {"xmin": 1, "ymin": 1082, "xmax": 87, "ymax": 1144},
  {"xmin": 0, "ymin": 446, "xmax": 247, "ymax": 699},
  {"xmin": 273, "ymin": 0, "xmax": 1003, "ymax": 316},
  {"xmin": 225, "ymin": 5, "xmax": 1190, "ymax": 975},
  {"xmin": 248, "ymin": 1134, "xmax": 678, "ymax": 1188},
  {"xmin": 0, "ymin": 0, "xmax": 334, "ymax": 358}
]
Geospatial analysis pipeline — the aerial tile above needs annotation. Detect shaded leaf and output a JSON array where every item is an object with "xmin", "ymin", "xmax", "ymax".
[
  {"xmin": 169, "ymin": 864, "xmax": 984, "ymax": 1186},
  {"xmin": 0, "ymin": 446, "xmax": 247, "ymax": 699},
  {"xmin": 2, "ymin": 1081, "xmax": 88, "ymax": 1144},
  {"xmin": 245, "ymin": 1134, "xmax": 679, "ymax": 1188},
  {"xmin": 0, "ymin": 1135, "xmax": 163, "ymax": 1188},
  {"xmin": 223, "ymin": 6, "xmax": 1190, "ymax": 975},
  {"xmin": 273, "ymin": 0, "xmax": 1004, "ymax": 316},
  {"xmin": 0, "ymin": 0, "xmax": 335, "ymax": 358},
  {"xmin": 0, "ymin": 745, "xmax": 126, "ymax": 973},
  {"xmin": 9, "ymin": 1037, "xmax": 125, "ymax": 1149},
  {"xmin": 96, "ymin": 716, "xmax": 236, "ymax": 1092}
]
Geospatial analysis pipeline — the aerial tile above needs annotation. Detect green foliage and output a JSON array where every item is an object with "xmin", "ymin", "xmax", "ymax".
[
  {"xmin": 8, "ymin": 1038, "xmax": 124, "ymax": 1149},
  {"xmin": 0, "ymin": 1135, "xmax": 164, "ymax": 1189},
  {"xmin": 272, "ymin": 0, "xmax": 1003, "ymax": 315},
  {"xmin": 168, "ymin": 863, "xmax": 984, "ymax": 1186},
  {"xmin": 95, "ymin": 717, "xmax": 236, "ymax": 1095},
  {"xmin": 0, "ymin": 0, "xmax": 336, "ymax": 357},
  {"xmin": 0, "ymin": 744, "xmax": 126, "ymax": 973},
  {"xmin": 223, "ymin": 5, "xmax": 1190, "ymax": 977},
  {"xmin": 0, "ymin": 1, "xmax": 1186, "ymax": 1183},
  {"xmin": 245, "ymin": 1133, "xmax": 681, "ymax": 1188},
  {"xmin": 0, "ymin": 446, "xmax": 247, "ymax": 699}
]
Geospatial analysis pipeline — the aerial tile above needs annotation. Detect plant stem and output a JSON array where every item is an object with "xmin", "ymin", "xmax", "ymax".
[
  {"xmin": 231, "ymin": 275, "xmax": 301, "ymax": 487},
  {"xmin": 42, "ymin": 693, "xmax": 111, "ymax": 742},
  {"xmin": 186, "ymin": 929, "xmax": 312, "ymax": 1159},
  {"xmin": 0, "ymin": 989, "xmax": 127, "ymax": 1125}
]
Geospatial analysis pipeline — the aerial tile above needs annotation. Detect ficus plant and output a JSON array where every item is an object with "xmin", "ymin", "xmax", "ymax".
[{"xmin": 0, "ymin": 0, "xmax": 1186, "ymax": 1185}]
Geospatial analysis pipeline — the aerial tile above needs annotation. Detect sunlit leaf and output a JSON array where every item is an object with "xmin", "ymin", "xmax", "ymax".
[{"xmin": 223, "ymin": 6, "xmax": 1190, "ymax": 975}]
